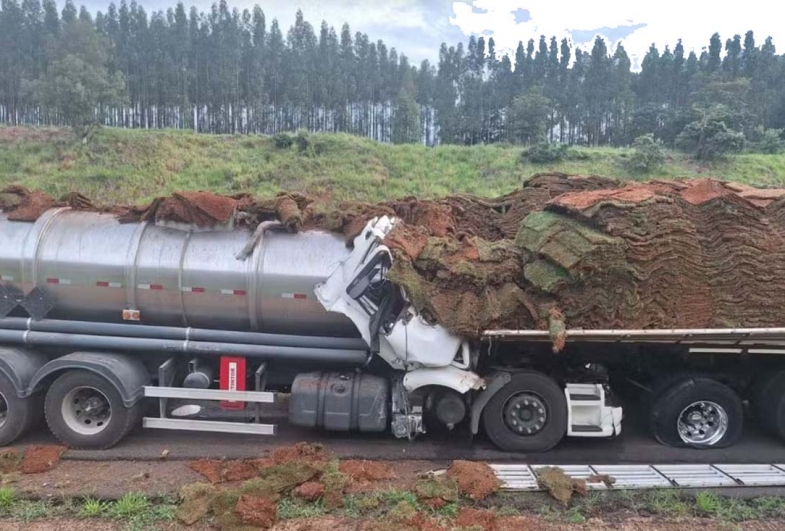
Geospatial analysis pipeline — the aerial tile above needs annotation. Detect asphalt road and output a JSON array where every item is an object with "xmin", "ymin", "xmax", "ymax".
[{"xmin": 12, "ymin": 404, "xmax": 785, "ymax": 464}]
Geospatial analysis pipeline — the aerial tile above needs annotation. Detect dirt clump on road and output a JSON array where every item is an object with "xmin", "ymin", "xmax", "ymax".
[
  {"xmin": 189, "ymin": 459, "xmax": 225, "ymax": 484},
  {"xmin": 339, "ymin": 460, "xmax": 396, "ymax": 483},
  {"xmin": 272, "ymin": 442, "xmax": 328, "ymax": 465},
  {"xmin": 536, "ymin": 466, "xmax": 587, "ymax": 506},
  {"xmin": 446, "ymin": 460, "xmax": 501, "ymax": 501},
  {"xmin": 20, "ymin": 445, "xmax": 66, "ymax": 474}
]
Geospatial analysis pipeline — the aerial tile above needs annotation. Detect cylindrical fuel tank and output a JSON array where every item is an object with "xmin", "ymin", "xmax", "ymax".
[{"xmin": 0, "ymin": 209, "xmax": 356, "ymax": 336}]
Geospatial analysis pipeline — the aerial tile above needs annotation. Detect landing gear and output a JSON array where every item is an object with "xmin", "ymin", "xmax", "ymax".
[{"xmin": 482, "ymin": 371, "xmax": 567, "ymax": 452}]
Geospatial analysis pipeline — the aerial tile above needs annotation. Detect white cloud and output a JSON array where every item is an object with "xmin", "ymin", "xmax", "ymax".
[{"xmin": 450, "ymin": 0, "xmax": 785, "ymax": 66}]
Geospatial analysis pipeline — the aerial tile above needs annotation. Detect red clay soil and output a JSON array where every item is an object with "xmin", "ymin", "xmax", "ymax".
[
  {"xmin": 0, "ymin": 186, "xmax": 56, "ymax": 221},
  {"xmin": 292, "ymin": 481, "xmax": 324, "ymax": 501},
  {"xmin": 271, "ymin": 442, "xmax": 327, "ymax": 464},
  {"xmin": 338, "ymin": 460, "xmax": 396, "ymax": 483},
  {"xmin": 189, "ymin": 459, "xmax": 225, "ymax": 484},
  {"xmin": 20, "ymin": 445, "xmax": 66, "ymax": 474},
  {"xmin": 235, "ymin": 494, "xmax": 277, "ymax": 528},
  {"xmin": 454, "ymin": 507, "xmax": 498, "ymax": 531},
  {"xmin": 189, "ymin": 459, "xmax": 261, "ymax": 484},
  {"xmin": 446, "ymin": 460, "xmax": 501, "ymax": 501}
]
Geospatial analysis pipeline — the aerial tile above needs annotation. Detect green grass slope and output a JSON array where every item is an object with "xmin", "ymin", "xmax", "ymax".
[{"xmin": 2, "ymin": 126, "xmax": 785, "ymax": 204}]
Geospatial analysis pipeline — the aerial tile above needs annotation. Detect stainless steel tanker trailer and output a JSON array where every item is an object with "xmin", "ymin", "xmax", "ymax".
[{"xmin": 1, "ymin": 207, "xmax": 785, "ymax": 452}]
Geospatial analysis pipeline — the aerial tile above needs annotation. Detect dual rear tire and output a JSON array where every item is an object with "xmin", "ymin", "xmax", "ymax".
[
  {"xmin": 648, "ymin": 376, "xmax": 743, "ymax": 449},
  {"xmin": 44, "ymin": 371, "xmax": 142, "ymax": 449}
]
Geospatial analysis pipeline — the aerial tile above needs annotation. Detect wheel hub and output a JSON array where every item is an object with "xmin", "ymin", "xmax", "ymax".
[
  {"xmin": 503, "ymin": 393, "xmax": 547, "ymax": 436},
  {"xmin": 677, "ymin": 400, "xmax": 728, "ymax": 446},
  {"xmin": 61, "ymin": 386, "xmax": 112, "ymax": 435}
]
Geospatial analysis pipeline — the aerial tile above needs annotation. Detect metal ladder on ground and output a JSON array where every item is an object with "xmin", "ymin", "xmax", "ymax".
[{"xmin": 492, "ymin": 463, "xmax": 785, "ymax": 490}]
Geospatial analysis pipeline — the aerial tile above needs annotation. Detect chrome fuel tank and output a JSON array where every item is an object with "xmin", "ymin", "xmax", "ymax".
[{"xmin": 0, "ymin": 209, "xmax": 356, "ymax": 336}]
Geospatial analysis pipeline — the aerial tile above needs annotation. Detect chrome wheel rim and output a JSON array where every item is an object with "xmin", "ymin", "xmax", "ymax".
[
  {"xmin": 61, "ymin": 386, "xmax": 112, "ymax": 435},
  {"xmin": 677, "ymin": 400, "xmax": 728, "ymax": 446},
  {"xmin": 503, "ymin": 392, "xmax": 548, "ymax": 436}
]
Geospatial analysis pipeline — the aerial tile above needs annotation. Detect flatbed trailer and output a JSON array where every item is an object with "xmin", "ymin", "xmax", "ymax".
[{"xmin": 479, "ymin": 327, "xmax": 785, "ymax": 451}]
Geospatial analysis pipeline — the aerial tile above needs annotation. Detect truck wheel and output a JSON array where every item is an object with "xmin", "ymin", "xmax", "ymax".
[
  {"xmin": 753, "ymin": 370, "xmax": 785, "ymax": 439},
  {"xmin": 0, "ymin": 373, "xmax": 43, "ymax": 446},
  {"xmin": 44, "ymin": 371, "xmax": 140, "ymax": 449},
  {"xmin": 482, "ymin": 371, "xmax": 567, "ymax": 452},
  {"xmin": 650, "ymin": 377, "xmax": 742, "ymax": 449}
]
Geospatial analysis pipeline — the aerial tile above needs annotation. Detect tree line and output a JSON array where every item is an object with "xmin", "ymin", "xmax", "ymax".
[{"xmin": 2, "ymin": 0, "xmax": 785, "ymax": 149}]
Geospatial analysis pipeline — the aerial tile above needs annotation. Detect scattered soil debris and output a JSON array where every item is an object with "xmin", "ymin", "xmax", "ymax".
[
  {"xmin": 0, "ymin": 185, "xmax": 56, "ymax": 221},
  {"xmin": 20, "ymin": 445, "xmax": 66, "ymax": 474},
  {"xmin": 536, "ymin": 466, "xmax": 587, "ymax": 506},
  {"xmin": 587, "ymin": 474, "xmax": 616, "ymax": 488},
  {"xmin": 414, "ymin": 476, "xmax": 460, "ymax": 504},
  {"xmin": 177, "ymin": 482, "xmax": 216, "ymax": 525},
  {"xmin": 189, "ymin": 459, "xmax": 225, "ymax": 484},
  {"xmin": 272, "ymin": 442, "xmax": 327, "ymax": 465},
  {"xmin": 453, "ymin": 507, "xmax": 498, "ymax": 531},
  {"xmin": 446, "ymin": 460, "xmax": 501, "ymax": 501},
  {"xmin": 339, "ymin": 460, "xmax": 396, "ymax": 483},
  {"xmin": 235, "ymin": 494, "xmax": 278, "ymax": 529},
  {"xmin": 0, "ymin": 449, "xmax": 21, "ymax": 473},
  {"xmin": 293, "ymin": 481, "xmax": 324, "ymax": 501},
  {"xmin": 189, "ymin": 459, "xmax": 260, "ymax": 484},
  {"xmin": 320, "ymin": 461, "xmax": 349, "ymax": 510}
]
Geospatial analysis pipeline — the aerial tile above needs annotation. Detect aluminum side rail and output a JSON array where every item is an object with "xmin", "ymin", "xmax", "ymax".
[{"xmin": 483, "ymin": 327, "xmax": 785, "ymax": 345}]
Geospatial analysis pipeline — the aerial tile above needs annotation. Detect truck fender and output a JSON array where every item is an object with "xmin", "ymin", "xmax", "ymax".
[
  {"xmin": 0, "ymin": 347, "xmax": 49, "ymax": 398},
  {"xmin": 403, "ymin": 365, "xmax": 484, "ymax": 395},
  {"xmin": 26, "ymin": 352, "xmax": 151, "ymax": 407},
  {"xmin": 470, "ymin": 371, "xmax": 511, "ymax": 435}
]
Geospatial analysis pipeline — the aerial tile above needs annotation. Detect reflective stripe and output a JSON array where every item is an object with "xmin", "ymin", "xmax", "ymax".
[
  {"xmin": 181, "ymin": 287, "xmax": 206, "ymax": 293},
  {"xmin": 221, "ymin": 289, "xmax": 247, "ymax": 296},
  {"xmin": 281, "ymin": 293, "xmax": 308, "ymax": 300},
  {"xmin": 46, "ymin": 278, "xmax": 71, "ymax": 285},
  {"xmin": 96, "ymin": 281, "xmax": 122, "ymax": 288}
]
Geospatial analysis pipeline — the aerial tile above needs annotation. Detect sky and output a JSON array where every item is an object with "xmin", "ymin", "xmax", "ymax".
[{"xmin": 78, "ymin": 0, "xmax": 785, "ymax": 68}]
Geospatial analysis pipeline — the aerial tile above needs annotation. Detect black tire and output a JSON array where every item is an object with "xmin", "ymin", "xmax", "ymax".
[
  {"xmin": 0, "ymin": 373, "xmax": 43, "ymax": 446},
  {"xmin": 44, "ymin": 371, "xmax": 140, "ymax": 449},
  {"xmin": 649, "ymin": 377, "xmax": 743, "ymax": 449},
  {"xmin": 642, "ymin": 372, "xmax": 703, "ymax": 432},
  {"xmin": 753, "ymin": 370, "xmax": 785, "ymax": 439},
  {"xmin": 482, "ymin": 371, "xmax": 567, "ymax": 453}
]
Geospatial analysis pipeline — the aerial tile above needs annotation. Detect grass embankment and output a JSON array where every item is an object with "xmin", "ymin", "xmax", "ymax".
[
  {"xmin": 2, "ymin": 126, "xmax": 785, "ymax": 205},
  {"xmin": 0, "ymin": 485, "xmax": 785, "ymax": 530}
]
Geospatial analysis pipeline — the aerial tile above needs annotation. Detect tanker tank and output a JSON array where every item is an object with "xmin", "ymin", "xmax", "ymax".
[{"xmin": 0, "ymin": 208, "xmax": 357, "ymax": 337}]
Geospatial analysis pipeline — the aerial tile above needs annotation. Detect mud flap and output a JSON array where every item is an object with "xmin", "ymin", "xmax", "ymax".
[{"xmin": 470, "ymin": 371, "xmax": 511, "ymax": 435}]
